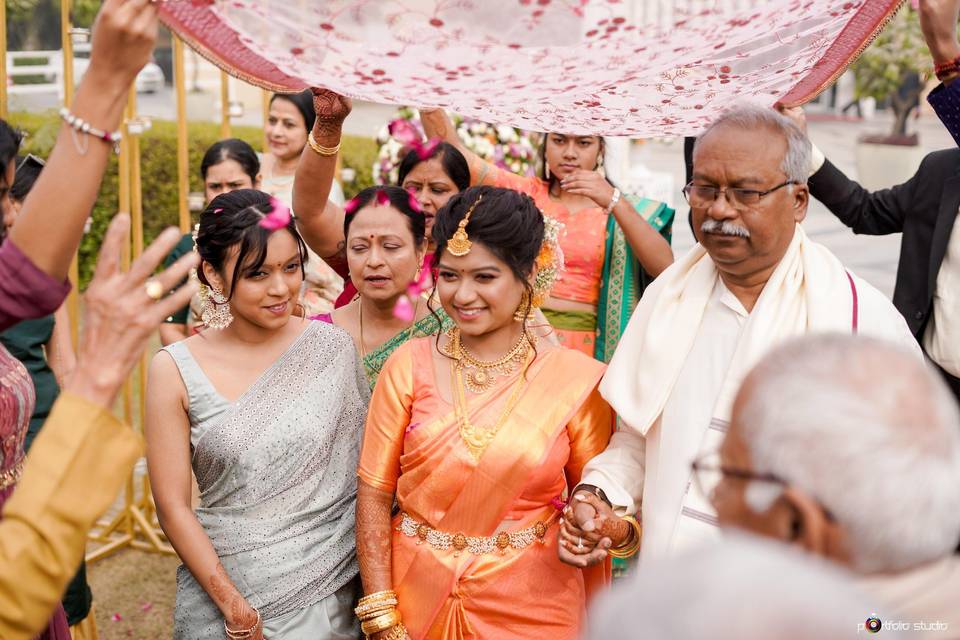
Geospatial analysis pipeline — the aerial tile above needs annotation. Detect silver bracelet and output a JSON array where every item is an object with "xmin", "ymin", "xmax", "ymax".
[
  {"xmin": 605, "ymin": 187, "xmax": 621, "ymax": 214},
  {"xmin": 59, "ymin": 107, "xmax": 122, "ymax": 154}
]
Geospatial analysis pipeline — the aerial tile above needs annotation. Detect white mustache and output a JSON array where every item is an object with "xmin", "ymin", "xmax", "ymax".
[{"xmin": 701, "ymin": 219, "xmax": 751, "ymax": 238}]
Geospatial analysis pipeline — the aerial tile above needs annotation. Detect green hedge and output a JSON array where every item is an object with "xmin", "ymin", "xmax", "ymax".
[{"xmin": 8, "ymin": 110, "xmax": 378, "ymax": 288}]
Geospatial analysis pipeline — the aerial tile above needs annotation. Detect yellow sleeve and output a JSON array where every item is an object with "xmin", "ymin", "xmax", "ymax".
[
  {"xmin": 0, "ymin": 392, "xmax": 142, "ymax": 639},
  {"xmin": 357, "ymin": 343, "xmax": 415, "ymax": 493},
  {"xmin": 564, "ymin": 385, "xmax": 613, "ymax": 487}
]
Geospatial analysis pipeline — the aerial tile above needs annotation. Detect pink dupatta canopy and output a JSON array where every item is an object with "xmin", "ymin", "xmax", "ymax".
[{"xmin": 161, "ymin": 0, "xmax": 903, "ymax": 136}]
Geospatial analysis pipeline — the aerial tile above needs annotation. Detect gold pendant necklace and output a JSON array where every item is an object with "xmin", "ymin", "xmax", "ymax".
[{"xmin": 439, "ymin": 327, "xmax": 536, "ymax": 393}]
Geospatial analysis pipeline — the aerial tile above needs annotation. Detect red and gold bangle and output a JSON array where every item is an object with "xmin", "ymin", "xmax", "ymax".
[{"xmin": 934, "ymin": 55, "xmax": 960, "ymax": 82}]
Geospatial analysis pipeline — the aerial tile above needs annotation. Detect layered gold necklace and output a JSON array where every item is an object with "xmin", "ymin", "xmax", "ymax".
[
  {"xmin": 440, "ymin": 326, "xmax": 534, "ymax": 393},
  {"xmin": 442, "ymin": 327, "xmax": 536, "ymax": 461}
]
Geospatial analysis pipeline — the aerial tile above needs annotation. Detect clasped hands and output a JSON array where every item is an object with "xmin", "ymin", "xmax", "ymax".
[{"xmin": 557, "ymin": 491, "xmax": 631, "ymax": 568}]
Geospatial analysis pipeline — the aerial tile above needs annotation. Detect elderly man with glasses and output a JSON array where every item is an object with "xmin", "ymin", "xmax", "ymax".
[
  {"xmin": 558, "ymin": 104, "xmax": 919, "ymax": 569},
  {"xmin": 705, "ymin": 334, "xmax": 960, "ymax": 629}
]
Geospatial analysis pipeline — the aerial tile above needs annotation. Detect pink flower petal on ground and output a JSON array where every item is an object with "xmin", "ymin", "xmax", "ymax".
[
  {"xmin": 111, "ymin": 614, "xmax": 123, "ymax": 622},
  {"xmin": 141, "ymin": 603, "xmax": 153, "ymax": 612},
  {"xmin": 376, "ymin": 189, "xmax": 390, "ymax": 206},
  {"xmin": 415, "ymin": 138, "xmax": 442, "ymax": 160},
  {"xmin": 259, "ymin": 197, "xmax": 292, "ymax": 231},
  {"xmin": 343, "ymin": 196, "xmax": 361, "ymax": 216},
  {"xmin": 407, "ymin": 189, "xmax": 422, "ymax": 213},
  {"xmin": 388, "ymin": 119, "xmax": 422, "ymax": 147},
  {"xmin": 393, "ymin": 294, "xmax": 415, "ymax": 321}
]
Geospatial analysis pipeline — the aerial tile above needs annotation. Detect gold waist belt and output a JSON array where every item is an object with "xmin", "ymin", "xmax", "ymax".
[
  {"xmin": 0, "ymin": 458, "xmax": 23, "ymax": 491},
  {"xmin": 398, "ymin": 512, "xmax": 553, "ymax": 556}
]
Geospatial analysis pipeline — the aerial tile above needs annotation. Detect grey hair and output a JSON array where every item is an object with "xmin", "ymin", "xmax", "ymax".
[
  {"xmin": 736, "ymin": 334, "xmax": 960, "ymax": 574},
  {"xmin": 586, "ymin": 534, "xmax": 897, "ymax": 640},
  {"xmin": 695, "ymin": 102, "xmax": 812, "ymax": 184}
]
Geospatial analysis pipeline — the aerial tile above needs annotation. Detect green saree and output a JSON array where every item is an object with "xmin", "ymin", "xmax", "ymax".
[{"xmin": 362, "ymin": 310, "xmax": 455, "ymax": 389}]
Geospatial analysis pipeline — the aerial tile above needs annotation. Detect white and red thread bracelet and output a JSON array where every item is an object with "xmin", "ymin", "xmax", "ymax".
[{"xmin": 59, "ymin": 107, "xmax": 122, "ymax": 154}]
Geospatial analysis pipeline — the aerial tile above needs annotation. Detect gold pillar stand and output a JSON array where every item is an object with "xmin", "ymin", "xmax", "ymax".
[{"xmin": 86, "ymin": 89, "xmax": 174, "ymax": 563}]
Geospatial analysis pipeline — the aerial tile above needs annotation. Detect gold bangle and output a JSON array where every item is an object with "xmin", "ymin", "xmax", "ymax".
[
  {"xmin": 361, "ymin": 610, "xmax": 403, "ymax": 635},
  {"xmin": 379, "ymin": 623, "xmax": 407, "ymax": 640},
  {"xmin": 308, "ymin": 130, "xmax": 341, "ymax": 157},
  {"xmin": 607, "ymin": 515, "xmax": 642, "ymax": 559},
  {"xmin": 356, "ymin": 601, "xmax": 398, "ymax": 620},
  {"xmin": 358, "ymin": 590, "xmax": 396, "ymax": 605}
]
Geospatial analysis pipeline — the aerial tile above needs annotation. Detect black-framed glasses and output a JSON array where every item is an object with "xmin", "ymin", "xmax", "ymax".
[
  {"xmin": 16, "ymin": 154, "xmax": 45, "ymax": 172},
  {"xmin": 682, "ymin": 180, "xmax": 798, "ymax": 209},
  {"xmin": 690, "ymin": 458, "xmax": 786, "ymax": 504}
]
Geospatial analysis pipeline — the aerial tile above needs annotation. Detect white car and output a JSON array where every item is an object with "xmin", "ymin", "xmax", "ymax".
[{"xmin": 49, "ymin": 44, "xmax": 165, "ymax": 93}]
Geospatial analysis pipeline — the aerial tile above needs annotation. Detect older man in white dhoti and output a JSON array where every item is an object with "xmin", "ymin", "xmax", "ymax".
[{"xmin": 558, "ymin": 104, "xmax": 919, "ymax": 567}]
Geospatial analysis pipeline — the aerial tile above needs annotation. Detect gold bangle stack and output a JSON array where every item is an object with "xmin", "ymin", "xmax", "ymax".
[
  {"xmin": 355, "ymin": 590, "xmax": 407, "ymax": 639},
  {"xmin": 607, "ymin": 515, "xmax": 642, "ymax": 559},
  {"xmin": 308, "ymin": 130, "xmax": 341, "ymax": 157}
]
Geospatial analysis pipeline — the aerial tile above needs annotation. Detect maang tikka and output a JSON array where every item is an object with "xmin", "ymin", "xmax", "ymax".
[{"xmin": 447, "ymin": 194, "xmax": 484, "ymax": 257}]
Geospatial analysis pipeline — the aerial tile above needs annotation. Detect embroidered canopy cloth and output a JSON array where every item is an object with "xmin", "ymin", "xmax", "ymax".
[{"xmin": 161, "ymin": 0, "xmax": 902, "ymax": 136}]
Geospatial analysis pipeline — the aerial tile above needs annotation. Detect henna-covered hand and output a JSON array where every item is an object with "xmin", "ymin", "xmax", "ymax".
[
  {"xmin": 356, "ymin": 480, "xmax": 396, "ymax": 595},
  {"xmin": 209, "ymin": 563, "xmax": 264, "ymax": 639},
  {"xmin": 310, "ymin": 88, "xmax": 352, "ymax": 138}
]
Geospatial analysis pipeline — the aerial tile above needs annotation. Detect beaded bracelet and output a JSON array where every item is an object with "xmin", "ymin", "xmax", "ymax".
[
  {"xmin": 934, "ymin": 55, "xmax": 960, "ymax": 82},
  {"xmin": 59, "ymin": 107, "xmax": 122, "ymax": 154}
]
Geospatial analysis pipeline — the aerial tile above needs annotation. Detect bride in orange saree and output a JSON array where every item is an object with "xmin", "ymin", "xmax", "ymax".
[{"xmin": 355, "ymin": 186, "xmax": 613, "ymax": 640}]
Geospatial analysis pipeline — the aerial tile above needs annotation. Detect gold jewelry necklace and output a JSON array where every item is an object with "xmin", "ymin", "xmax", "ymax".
[
  {"xmin": 439, "ymin": 327, "xmax": 536, "ymax": 393},
  {"xmin": 450, "ymin": 339, "xmax": 533, "ymax": 461},
  {"xmin": 358, "ymin": 296, "xmax": 420, "ymax": 372}
]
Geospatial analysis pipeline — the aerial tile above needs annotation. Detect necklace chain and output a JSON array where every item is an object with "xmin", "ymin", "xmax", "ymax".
[
  {"xmin": 445, "ymin": 327, "xmax": 533, "ymax": 461},
  {"xmin": 358, "ymin": 296, "xmax": 420, "ymax": 376},
  {"xmin": 440, "ymin": 327, "xmax": 536, "ymax": 393}
]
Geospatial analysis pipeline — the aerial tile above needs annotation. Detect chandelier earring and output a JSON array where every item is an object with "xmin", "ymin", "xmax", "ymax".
[
  {"xmin": 513, "ymin": 290, "xmax": 534, "ymax": 322},
  {"xmin": 200, "ymin": 283, "xmax": 234, "ymax": 330}
]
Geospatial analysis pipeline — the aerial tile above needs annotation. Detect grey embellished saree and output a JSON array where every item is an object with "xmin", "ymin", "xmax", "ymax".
[{"xmin": 163, "ymin": 322, "xmax": 369, "ymax": 638}]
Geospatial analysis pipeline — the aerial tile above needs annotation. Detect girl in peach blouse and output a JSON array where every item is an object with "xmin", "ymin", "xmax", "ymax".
[
  {"xmin": 421, "ymin": 109, "xmax": 674, "ymax": 361},
  {"xmin": 355, "ymin": 187, "xmax": 612, "ymax": 640}
]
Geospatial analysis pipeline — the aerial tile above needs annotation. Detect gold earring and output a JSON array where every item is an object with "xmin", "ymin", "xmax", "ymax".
[{"xmin": 513, "ymin": 290, "xmax": 534, "ymax": 322}]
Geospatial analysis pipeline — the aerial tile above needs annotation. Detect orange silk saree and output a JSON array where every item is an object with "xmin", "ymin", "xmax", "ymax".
[{"xmin": 358, "ymin": 338, "xmax": 612, "ymax": 640}]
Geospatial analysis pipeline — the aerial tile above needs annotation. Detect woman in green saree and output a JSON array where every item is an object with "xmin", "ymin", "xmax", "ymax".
[{"xmin": 312, "ymin": 185, "xmax": 452, "ymax": 388}]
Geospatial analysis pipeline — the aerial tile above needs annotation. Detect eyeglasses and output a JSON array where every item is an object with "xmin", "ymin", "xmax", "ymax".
[
  {"xmin": 682, "ymin": 180, "xmax": 798, "ymax": 209},
  {"xmin": 690, "ymin": 458, "xmax": 786, "ymax": 504},
  {"xmin": 16, "ymin": 154, "xmax": 45, "ymax": 172}
]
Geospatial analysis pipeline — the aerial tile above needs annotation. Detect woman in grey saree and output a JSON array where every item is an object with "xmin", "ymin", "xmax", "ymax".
[{"xmin": 146, "ymin": 190, "xmax": 369, "ymax": 639}]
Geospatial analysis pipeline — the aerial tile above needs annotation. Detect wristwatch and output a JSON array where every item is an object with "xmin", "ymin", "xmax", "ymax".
[{"xmin": 573, "ymin": 483, "xmax": 612, "ymax": 507}]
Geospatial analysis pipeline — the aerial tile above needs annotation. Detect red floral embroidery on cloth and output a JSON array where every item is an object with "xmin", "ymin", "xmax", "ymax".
[{"xmin": 160, "ymin": 0, "xmax": 900, "ymax": 136}]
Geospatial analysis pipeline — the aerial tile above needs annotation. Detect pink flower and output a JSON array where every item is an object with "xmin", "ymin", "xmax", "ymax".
[
  {"xmin": 141, "ymin": 603, "xmax": 154, "ymax": 612},
  {"xmin": 259, "ymin": 197, "xmax": 291, "ymax": 231},
  {"xmin": 406, "ymin": 189, "xmax": 422, "ymax": 213},
  {"xmin": 393, "ymin": 294, "xmax": 415, "ymax": 321},
  {"xmin": 111, "ymin": 614, "xmax": 123, "ymax": 622},
  {"xmin": 408, "ymin": 265, "xmax": 433, "ymax": 297},
  {"xmin": 376, "ymin": 189, "xmax": 390, "ymax": 206},
  {"xmin": 213, "ymin": 208, "xmax": 223, "ymax": 214},
  {"xmin": 415, "ymin": 138, "xmax": 442, "ymax": 160},
  {"xmin": 388, "ymin": 119, "xmax": 422, "ymax": 147},
  {"xmin": 344, "ymin": 196, "xmax": 361, "ymax": 215}
]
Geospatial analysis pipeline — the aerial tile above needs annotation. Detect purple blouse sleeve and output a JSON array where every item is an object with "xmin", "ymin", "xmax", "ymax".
[
  {"xmin": 0, "ymin": 239, "xmax": 71, "ymax": 331},
  {"xmin": 928, "ymin": 81, "xmax": 960, "ymax": 148}
]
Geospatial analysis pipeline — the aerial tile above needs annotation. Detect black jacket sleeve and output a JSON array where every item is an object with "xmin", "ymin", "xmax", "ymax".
[{"xmin": 807, "ymin": 156, "xmax": 927, "ymax": 236}]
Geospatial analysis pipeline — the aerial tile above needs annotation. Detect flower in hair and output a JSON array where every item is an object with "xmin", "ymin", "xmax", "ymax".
[
  {"xmin": 375, "ymin": 189, "xmax": 390, "ymax": 206},
  {"xmin": 213, "ymin": 208, "xmax": 223, "ymax": 214},
  {"xmin": 259, "ymin": 196, "xmax": 292, "ymax": 231},
  {"xmin": 344, "ymin": 196, "xmax": 361, "ymax": 216},
  {"xmin": 415, "ymin": 138, "xmax": 442, "ymax": 160},
  {"xmin": 532, "ymin": 216, "xmax": 565, "ymax": 307}
]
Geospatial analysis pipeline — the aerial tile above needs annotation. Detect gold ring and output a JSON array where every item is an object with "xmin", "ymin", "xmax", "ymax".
[{"xmin": 144, "ymin": 278, "xmax": 164, "ymax": 301}]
